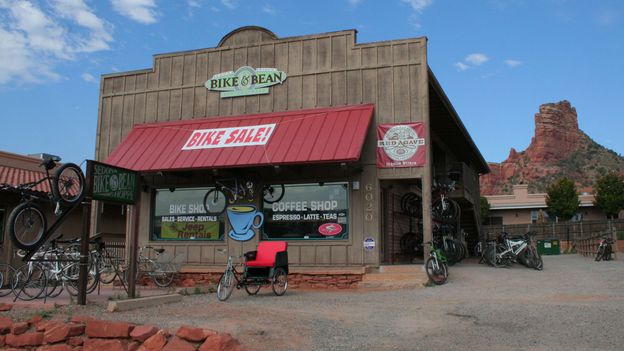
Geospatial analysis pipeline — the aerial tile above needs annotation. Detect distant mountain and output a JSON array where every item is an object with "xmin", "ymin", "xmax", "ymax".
[{"xmin": 480, "ymin": 100, "xmax": 624, "ymax": 195}]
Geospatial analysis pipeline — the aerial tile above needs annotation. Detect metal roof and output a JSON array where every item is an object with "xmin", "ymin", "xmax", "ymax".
[
  {"xmin": 105, "ymin": 104, "xmax": 375, "ymax": 172},
  {"xmin": 0, "ymin": 165, "xmax": 50, "ymax": 193}
]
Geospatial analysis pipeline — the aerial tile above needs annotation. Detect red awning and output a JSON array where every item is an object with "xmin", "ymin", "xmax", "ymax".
[
  {"xmin": 105, "ymin": 104, "xmax": 374, "ymax": 172},
  {"xmin": 0, "ymin": 166, "xmax": 50, "ymax": 193}
]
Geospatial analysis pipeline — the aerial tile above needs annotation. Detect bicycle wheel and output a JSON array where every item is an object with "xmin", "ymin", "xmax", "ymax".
[
  {"xmin": 152, "ymin": 264, "xmax": 175, "ymax": 287},
  {"xmin": 425, "ymin": 257, "xmax": 447, "ymax": 285},
  {"xmin": 263, "ymin": 184, "xmax": 285, "ymax": 204},
  {"xmin": 432, "ymin": 198, "xmax": 459, "ymax": 223},
  {"xmin": 272, "ymin": 268, "xmax": 288, "ymax": 296},
  {"xmin": 64, "ymin": 261, "xmax": 98, "ymax": 296},
  {"xmin": 244, "ymin": 284, "xmax": 261, "ymax": 295},
  {"xmin": 400, "ymin": 192, "xmax": 422, "ymax": 218},
  {"xmin": 96, "ymin": 251, "xmax": 120, "ymax": 284},
  {"xmin": 8, "ymin": 202, "xmax": 47, "ymax": 250},
  {"xmin": 217, "ymin": 270, "xmax": 235, "ymax": 301},
  {"xmin": 0, "ymin": 264, "xmax": 16, "ymax": 297},
  {"xmin": 203, "ymin": 189, "xmax": 227, "ymax": 215},
  {"xmin": 13, "ymin": 263, "xmax": 47, "ymax": 301},
  {"xmin": 595, "ymin": 246, "xmax": 604, "ymax": 262},
  {"xmin": 52, "ymin": 163, "xmax": 85, "ymax": 205}
]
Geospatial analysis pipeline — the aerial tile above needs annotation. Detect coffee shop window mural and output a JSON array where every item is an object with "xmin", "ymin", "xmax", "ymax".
[
  {"xmin": 152, "ymin": 187, "xmax": 224, "ymax": 241},
  {"xmin": 226, "ymin": 205, "xmax": 264, "ymax": 242},
  {"xmin": 262, "ymin": 182, "xmax": 349, "ymax": 240}
]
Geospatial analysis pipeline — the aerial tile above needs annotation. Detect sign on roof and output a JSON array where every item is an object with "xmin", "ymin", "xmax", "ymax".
[
  {"xmin": 205, "ymin": 66, "xmax": 287, "ymax": 98},
  {"xmin": 182, "ymin": 123, "xmax": 276, "ymax": 150}
]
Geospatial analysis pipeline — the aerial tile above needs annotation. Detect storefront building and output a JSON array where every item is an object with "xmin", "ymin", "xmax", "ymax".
[{"xmin": 95, "ymin": 27, "xmax": 488, "ymax": 285}]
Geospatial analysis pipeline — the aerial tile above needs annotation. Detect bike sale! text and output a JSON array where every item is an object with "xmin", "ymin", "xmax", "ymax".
[{"xmin": 182, "ymin": 124, "xmax": 276, "ymax": 150}]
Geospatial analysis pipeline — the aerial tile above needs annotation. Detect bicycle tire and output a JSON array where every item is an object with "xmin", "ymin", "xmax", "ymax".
[
  {"xmin": 271, "ymin": 268, "xmax": 288, "ymax": 296},
  {"xmin": 244, "ymin": 284, "xmax": 261, "ymax": 295},
  {"xmin": 425, "ymin": 257, "xmax": 447, "ymax": 285},
  {"xmin": 263, "ymin": 184, "xmax": 285, "ymax": 204},
  {"xmin": 400, "ymin": 192, "xmax": 421, "ymax": 218},
  {"xmin": 45, "ymin": 275, "xmax": 64, "ymax": 298},
  {"xmin": 52, "ymin": 163, "xmax": 85, "ymax": 205},
  {"xmin": 97, "ymin": 253, "xmax": 119, "ymax": 284},
  {"xmin": 152, "ymin": 264, "xmax": 175, "ymax": 287},
  {"xmin": 217, "ymin": 270, "xmax": 235, "ymax": 301},
  {"xmin": 13, "ymin": 263, "xmax": 47, "ymax": 301},
  {"xmin": 0, "ymin": 264, "xmax": 16, "ymax": 297},
  {"xmin": 203, "ymin": 189, "xmax": 227, "ymax": 215},
  {"xmin": 595, "ymin": 246, "xmax": 604, "ymax": 261},
  {"xmin": 604, "ymin": 245, "xmax": 612, "ymax": 261},
  {"xmin": 8, "ymin": 202, "xmax": 47, "ymax": 250}
]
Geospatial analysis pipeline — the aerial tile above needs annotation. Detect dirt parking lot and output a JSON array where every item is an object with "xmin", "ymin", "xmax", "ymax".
[{"xmin": 6, "ymin": 255, "xmax": 624, "ymax": 350}]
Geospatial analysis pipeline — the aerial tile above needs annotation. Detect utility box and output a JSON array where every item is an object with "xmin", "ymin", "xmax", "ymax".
[{"xmin": 537, "ymin": 239, "xmax": 561, "ymax": 255}]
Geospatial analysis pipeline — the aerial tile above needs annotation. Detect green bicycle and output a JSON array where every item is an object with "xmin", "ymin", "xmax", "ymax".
[{"xmin": 425, "ymin": 240, "xmax": 448, "ymax": 285}]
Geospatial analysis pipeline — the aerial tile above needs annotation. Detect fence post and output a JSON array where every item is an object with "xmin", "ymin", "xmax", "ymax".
[{"xmin": 612, "ymin": 226, "xmax": 618, "ymax": 261}]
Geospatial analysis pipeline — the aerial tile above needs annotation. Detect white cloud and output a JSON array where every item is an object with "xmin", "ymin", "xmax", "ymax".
[
  {"xmin": 401, "ymin": 0, "xmax": 433, "ymax": 12},
  {"xmin": 81, "ymin": 72, "xmax": 96, "ymax": 82},
  {"xmin": 262, "ymin": 4, "xmax": 275, "ymax": 14},
  {"xmin": 187, "ymin": 0, "xmax": 201, "ymax": 8},
  {"xmin": 111, "ymin": 0, "xmax": 158, "ymax": 24},
  {"xmin": 465, "ymin": 53, "xmax": 489, "ymax": 66},
  {"xmin": 221, "ymin": 0, "xmax": 237, "ymax": 9},
  {"xmin": 505, "ymin": 59, "xmax": 522, "ymax": 67},
  {"xmin": 0, "ymin": 0, "xmax": 112, "ymax": 85},
  {"xmin": 454, "ymin": 62, "xmax": 470, "ymax": 71}
]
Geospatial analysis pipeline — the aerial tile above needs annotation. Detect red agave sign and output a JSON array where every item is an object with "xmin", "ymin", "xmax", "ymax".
[
  {"xmin": 376, "ymin": 123, "xmax": 426, "ymax": 168},
  {"xmin": 182, "ymin": 123, "xmax": 276, "ymax": 150}
]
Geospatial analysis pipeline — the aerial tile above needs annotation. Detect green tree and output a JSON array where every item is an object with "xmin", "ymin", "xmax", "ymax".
[
  {"xmin": 480, "ymin": 197, "xmax": 491, "ymax": 224},
  {"xmin": 546, "ymin": 177, "xmax": 579, "ymax": 222},
  {"xmin": 594, "ymin": 172, "xmax": 624, "ymax": 219}
]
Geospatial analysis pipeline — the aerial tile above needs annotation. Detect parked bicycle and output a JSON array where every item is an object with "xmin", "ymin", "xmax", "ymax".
[
  {"xmin": 595, "ymin": 237, "xmax": 614, "ymax": 261},
  {"xmin": 425, "ymin": 239, "xmax": 448, "ymax": 285},
  {"xmin": 431, "ymin": 179, "xmax": 460, "ymax": 223},
  {"xmin": 483, "ymin": 232, "xmax": 543, "ymax": 270},
  {"xmin": 1, "ymin": 156, "xmax": 85, "ymax": 250},
  {"xmin": 124, "ymin": 246, "xmax": 181, "ymax": 287}
]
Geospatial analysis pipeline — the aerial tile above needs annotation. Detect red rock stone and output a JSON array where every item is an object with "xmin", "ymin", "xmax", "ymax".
[
  {"xmin": 162, "ymin": 336, "xmax": 195, "ymax": 351},
  {"xmin": 131, "ymin": 325, "xmax": 158, "ymax": 342},
  {"xmin": 128, "ymin": 341, "xmax": 141, "ymax": 351},
  {"xmin": 83, "ymin": 338, "xmax": 127, "ymax": 351},
  {"xmin": 70, "ymin": 315, "xmax": 93, "ymax": 324},
  {"xmin": 35, "ymin": 344, "xmax": 75, "ymax": 351},
  {"xmin": 67, "ymin": 336, "xmax": 84, "ymax": 346},
  {"xmin": 0, "ymin": 334, "xmax": 5, "ymax": 347},
  {"xmin": 176, "ymin": 325, "xmax": 206, "ymax": 342},
  {"xmin": 0, "ymin": 303, "xmax": 13, "ymax": 311},
  {"xmin": 86, "ymin": 319, "xmax": 132, "ymax": 338},
  {"xmin": 180, "ymin": 278, "xmax": 195, "ymax": 287},
  {"xmin": 44, "ymin": 323, "xmax": 84, "ymax": 344},
  {"xmin": 11, "ymin": 322, "xmax": 29, "ymax": 335},
  {"xmin": 138, "ymin": 330, "xmax": 168, "ymax": 351},
  {"xmin": 36, "ymin": 320, "xmax": 62, "ymax": 332},
  {"xmin": 0, "ymin": 316, "xmax": 12, "ymax": 334},
  {"xmin": 199, "ymin": 333, "xmax": 241, "ymax": 351},
  {"xmin": 5, "ymin": 331, "xmax": 44, "ymax": 347},
  {"xmin": 28, "ymin": 315, "xmax": 43, "ymax": 326}
]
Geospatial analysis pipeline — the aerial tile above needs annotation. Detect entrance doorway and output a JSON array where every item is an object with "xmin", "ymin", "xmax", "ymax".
[{"xmin": 380, "ymin": 180, "xmax": 424, "ymax": 264}]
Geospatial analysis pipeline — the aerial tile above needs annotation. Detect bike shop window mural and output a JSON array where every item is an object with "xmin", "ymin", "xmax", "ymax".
[
  {"xmin": 262, "ymin": 182, "xmax": 348, "ymax": 240},
  {"xmin": 376, "ymin": 123, "xmax": 426, "ymax": 168},
  {"xmin": 152, "ymin": 187, "xmax": 224, "ymax": 241}
]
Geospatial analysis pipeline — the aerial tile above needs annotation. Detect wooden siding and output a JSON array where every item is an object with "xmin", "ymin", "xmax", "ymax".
[{"xmin": 96, "ymin": 28, "xmax": 429, "ymax": 269}]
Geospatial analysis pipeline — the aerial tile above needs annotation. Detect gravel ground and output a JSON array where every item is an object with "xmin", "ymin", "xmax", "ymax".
[{"xmin": 6, "ymin": 255, "xmax": 624, "ymax": 351}]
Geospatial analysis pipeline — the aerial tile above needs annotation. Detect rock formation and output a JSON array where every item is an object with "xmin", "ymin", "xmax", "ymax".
[{"xmin": 481, "ymin": 100, "xmax": 624, "ymax": 195}]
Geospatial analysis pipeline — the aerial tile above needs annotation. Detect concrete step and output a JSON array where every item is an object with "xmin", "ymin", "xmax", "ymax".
[
  {"xmin": 358, "ymin": 265, "xmax": 429, "ymax": 290},
  {"xmin": 379, "ymin": 264, "xmax": 424, "ymax": 273},
  {"xmin": 358, "ymin": 280, "xmax": 423, "ymax": 290},
  {"xmin": 360, "ymin": 272, "xmax": 426, "ymax": 282}
]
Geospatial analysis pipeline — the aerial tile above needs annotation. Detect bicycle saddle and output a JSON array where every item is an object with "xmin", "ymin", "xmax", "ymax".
[{"xmin": 40, "ymin": 157, "xmax": 57, "ymax": 171}]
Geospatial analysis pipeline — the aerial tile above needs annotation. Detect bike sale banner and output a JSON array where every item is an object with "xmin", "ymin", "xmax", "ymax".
[{"xmin": 376, "ymin": 122, "xmax": 426, "ymax": 168}]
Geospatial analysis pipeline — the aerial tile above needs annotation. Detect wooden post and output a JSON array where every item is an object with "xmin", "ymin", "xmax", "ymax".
[
  {"xmin": 127, "ymin": 198, "xmax": 140, "ymax": 299},
  {"xmin": 78, "ymin": 201, "xmax": 91, "ymax": 305}
]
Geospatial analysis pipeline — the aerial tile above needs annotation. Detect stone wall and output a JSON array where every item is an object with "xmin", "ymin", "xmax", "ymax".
[
  {"xmin": 0, "ymin": 315, "xmax": 245, "ymax": 350},
  {"xmin": 171, "ymin": 272, "xmax": 363, "ymax": 289}
]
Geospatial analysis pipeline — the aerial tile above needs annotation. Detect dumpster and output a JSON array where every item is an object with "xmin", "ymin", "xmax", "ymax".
[{"xmin": 537, "ymin": 239, "xmax": 560, "ymax": 255}]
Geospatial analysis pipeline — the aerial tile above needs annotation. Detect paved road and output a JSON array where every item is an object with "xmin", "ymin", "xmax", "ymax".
[{"xmin": 5, "ymin": 255, "xmax": 624, "ymax": 350}]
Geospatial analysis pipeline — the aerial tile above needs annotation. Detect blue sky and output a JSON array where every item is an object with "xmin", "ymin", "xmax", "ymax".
[{"xmin": 0, "ymin": 0, "xmax": 622, "ymax": 166}]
